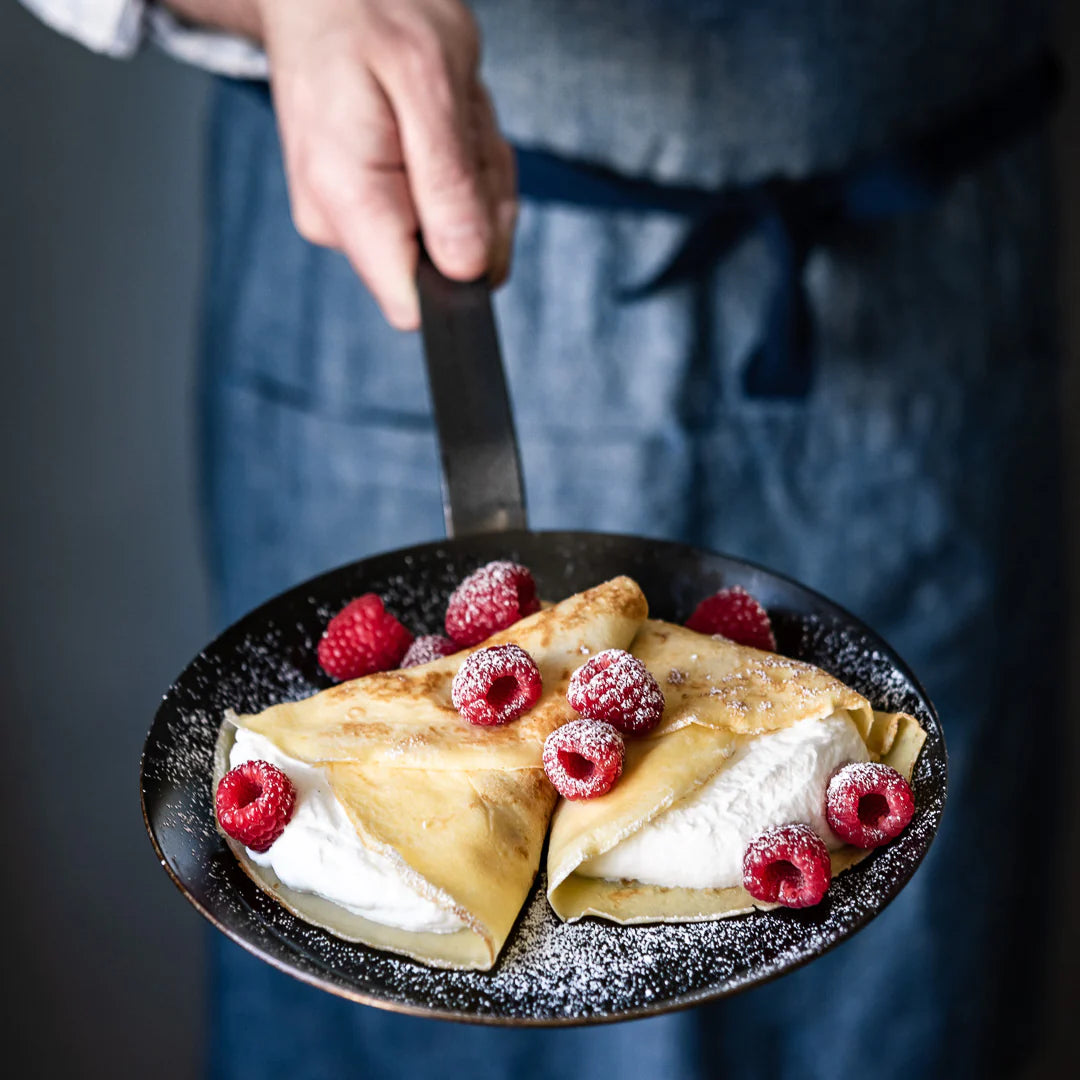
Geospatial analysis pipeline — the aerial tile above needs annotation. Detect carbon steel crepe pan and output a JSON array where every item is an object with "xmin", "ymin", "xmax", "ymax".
[{"xmin": 141, "ymin": 257, "xmax": 947, "ymax": 1025}]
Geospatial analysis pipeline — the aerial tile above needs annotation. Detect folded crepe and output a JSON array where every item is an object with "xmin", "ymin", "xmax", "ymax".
[
  {"xmin": 214, "ymin": 576, "xmax": 648, "ymax": 970},
  {"xmin": 546, "ymin": 620, "xmax": 926, "ymax": 924}
]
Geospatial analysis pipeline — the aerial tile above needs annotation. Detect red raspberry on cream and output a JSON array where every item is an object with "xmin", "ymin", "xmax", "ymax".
[
  {"xmin": 742, "ymin": 823, "xmax": 832, "ymax": 908},
  {"xmin": 215, "ymin": 759, "xmax": 296, "ymax": 854}
]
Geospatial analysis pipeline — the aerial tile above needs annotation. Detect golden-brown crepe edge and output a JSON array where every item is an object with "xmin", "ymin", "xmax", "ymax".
[
  {"xmin": 233, "ymin": 575, "xmax": 648, "ymax": 772},
  {"xmin": 212, "ymin": 724, "xmax": 500, "ymax": 969}
]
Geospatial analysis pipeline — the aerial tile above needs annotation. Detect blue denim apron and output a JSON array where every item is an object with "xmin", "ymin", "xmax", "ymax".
[{"xmin": 198, "ymin": 31, "xmax": 1063, "ymax": 1080}]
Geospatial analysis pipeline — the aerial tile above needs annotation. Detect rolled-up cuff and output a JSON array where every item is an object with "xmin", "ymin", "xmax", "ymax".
[
  {"xmin": 147, "ymin": 8, "xmax": 268, "ymax": 80},
  {"xmin": 20, "ymin": 0, "xmax": 269, "ymax": 79},
  {"xmin": 20, "ymin": 0, "xmax": 144, "ymax": 58}
]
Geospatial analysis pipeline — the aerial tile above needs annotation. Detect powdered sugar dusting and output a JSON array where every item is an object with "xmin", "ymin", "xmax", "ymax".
[
  {"xmin": 549, "ymin": 718, "xmax": 624, "ymax": 759},
  {"xmin": 445, "ymin": 560, "xmax": 539, "ymax": 646},
  {"xmin": 142, "ymin": 531, "xmax": 946, "ymax": 1025},
  {"xmin": 567, "ymin": 649, "xmax": 666, "ymax": 734},
  {"xmin": 543, "ymin": 718, "xmax": 625, "ymax": 799},
  {"xmin": 831, "ymin": 761, "xmax": 901, "ymax": 788},
  {"xmin": 401, "ymin": 634, "xmax": 458, "ymax": 668},
  {"xmin": 825, "ymin": 761, "xmax": 915, "ymax": 848},
  {"xmin": 450, "ymin": 643, "xmax": 543, "ymax": 725}
]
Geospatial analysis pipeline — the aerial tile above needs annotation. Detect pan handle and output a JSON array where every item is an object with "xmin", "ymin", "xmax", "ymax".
[{"xmin": 416, "ymin": 248, "xmax": 528, "ymax": 538}]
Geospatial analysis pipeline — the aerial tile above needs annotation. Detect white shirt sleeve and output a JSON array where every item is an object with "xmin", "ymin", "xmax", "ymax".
[{"xmin": 19, "ymin": 0, "xmax": 270, "ymax": 79}]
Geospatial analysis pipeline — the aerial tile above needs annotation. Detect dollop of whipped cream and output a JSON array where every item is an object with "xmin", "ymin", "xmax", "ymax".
[
  {"xmin": 579, "ymin": 712, "xmax": 870, "ymax": 890},
  {"xmin": 229, "ymin": 729, "xmax": 466, "ymax": 934}
]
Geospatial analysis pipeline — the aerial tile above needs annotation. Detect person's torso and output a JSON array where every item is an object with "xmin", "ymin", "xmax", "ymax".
[{"xmin": 473, "ymin": 0, "xmax": 1049, "ymax": 185}]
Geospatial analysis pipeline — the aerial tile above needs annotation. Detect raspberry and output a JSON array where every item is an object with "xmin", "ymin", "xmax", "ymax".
[
  {"xmin": 401, "ymin": 634, "xmax": 458, "ymax": 668},
  {"xmin": 566, "ymin": 649, "xmax": 665, "ymax": 734},
  {"xmin": 444, "ymin": 561, "xmax": 540, "ymax": 646},
  {"xmin": 826, "ymin": 762, "xmax": 915, "ymax": 848},
  {"xmin": 685, "ymin": 586, "xmax": 777, "ymax": 651},
  {"xmin": 542, "ymin": 719, "xmax": 625, "ymax": 800},
  {"xmin": 215, "ymin": 760, "xmax": 296, "ymax": 853},
  {"xmin": 742, "ymin": 823, "xmax": 832, "ymax": 908},
  {"xmin": 451, "ymin": 644, "xmax": 543, "ymax": 726},
  {"xmin": 317, "ymin": 594, "xmax": 413, "ymax": 680}
]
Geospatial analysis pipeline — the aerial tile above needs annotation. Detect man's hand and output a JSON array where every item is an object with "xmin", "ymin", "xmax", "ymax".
[{"xmin": 169, "ymin": 0, "xmax": 516, "ymax": 329}]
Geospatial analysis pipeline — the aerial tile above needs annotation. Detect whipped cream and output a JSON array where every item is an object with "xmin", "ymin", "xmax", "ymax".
[
  {"xmin": 229, "ymin": 729, "xmax": 466, "ymax": 934},
  {"xmin": 579, "ymin": 713, "xmax": 870, "ymax": 890}
]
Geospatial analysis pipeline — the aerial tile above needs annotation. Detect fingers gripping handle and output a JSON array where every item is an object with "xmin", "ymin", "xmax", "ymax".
[{"xmin": 416, "ymin": 250, "xmax": 528, "ymax": 538}]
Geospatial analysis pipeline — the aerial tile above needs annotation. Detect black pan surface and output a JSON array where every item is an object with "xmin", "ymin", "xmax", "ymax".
[{"xmin": 141, "ymin": 528, "xmax": 946, "ymax": 1025}]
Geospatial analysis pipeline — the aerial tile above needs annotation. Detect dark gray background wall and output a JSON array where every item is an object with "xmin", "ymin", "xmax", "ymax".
[
  {"xmin": 2, "ymin": 7, "xmax": 210, "ymax": 1078},
  {"xmin": 2, "ymin": 4, "xmax": 1077, "ymax": 1078},
  {"xmin": 1044, "ymin": 0, "xmax": 1080, "ymax": 1073}
]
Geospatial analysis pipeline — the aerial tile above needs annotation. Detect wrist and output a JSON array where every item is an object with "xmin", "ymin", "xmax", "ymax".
[{"xmin": 159, "ymin": 0, "xmax": 265, "ymax": 42}]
